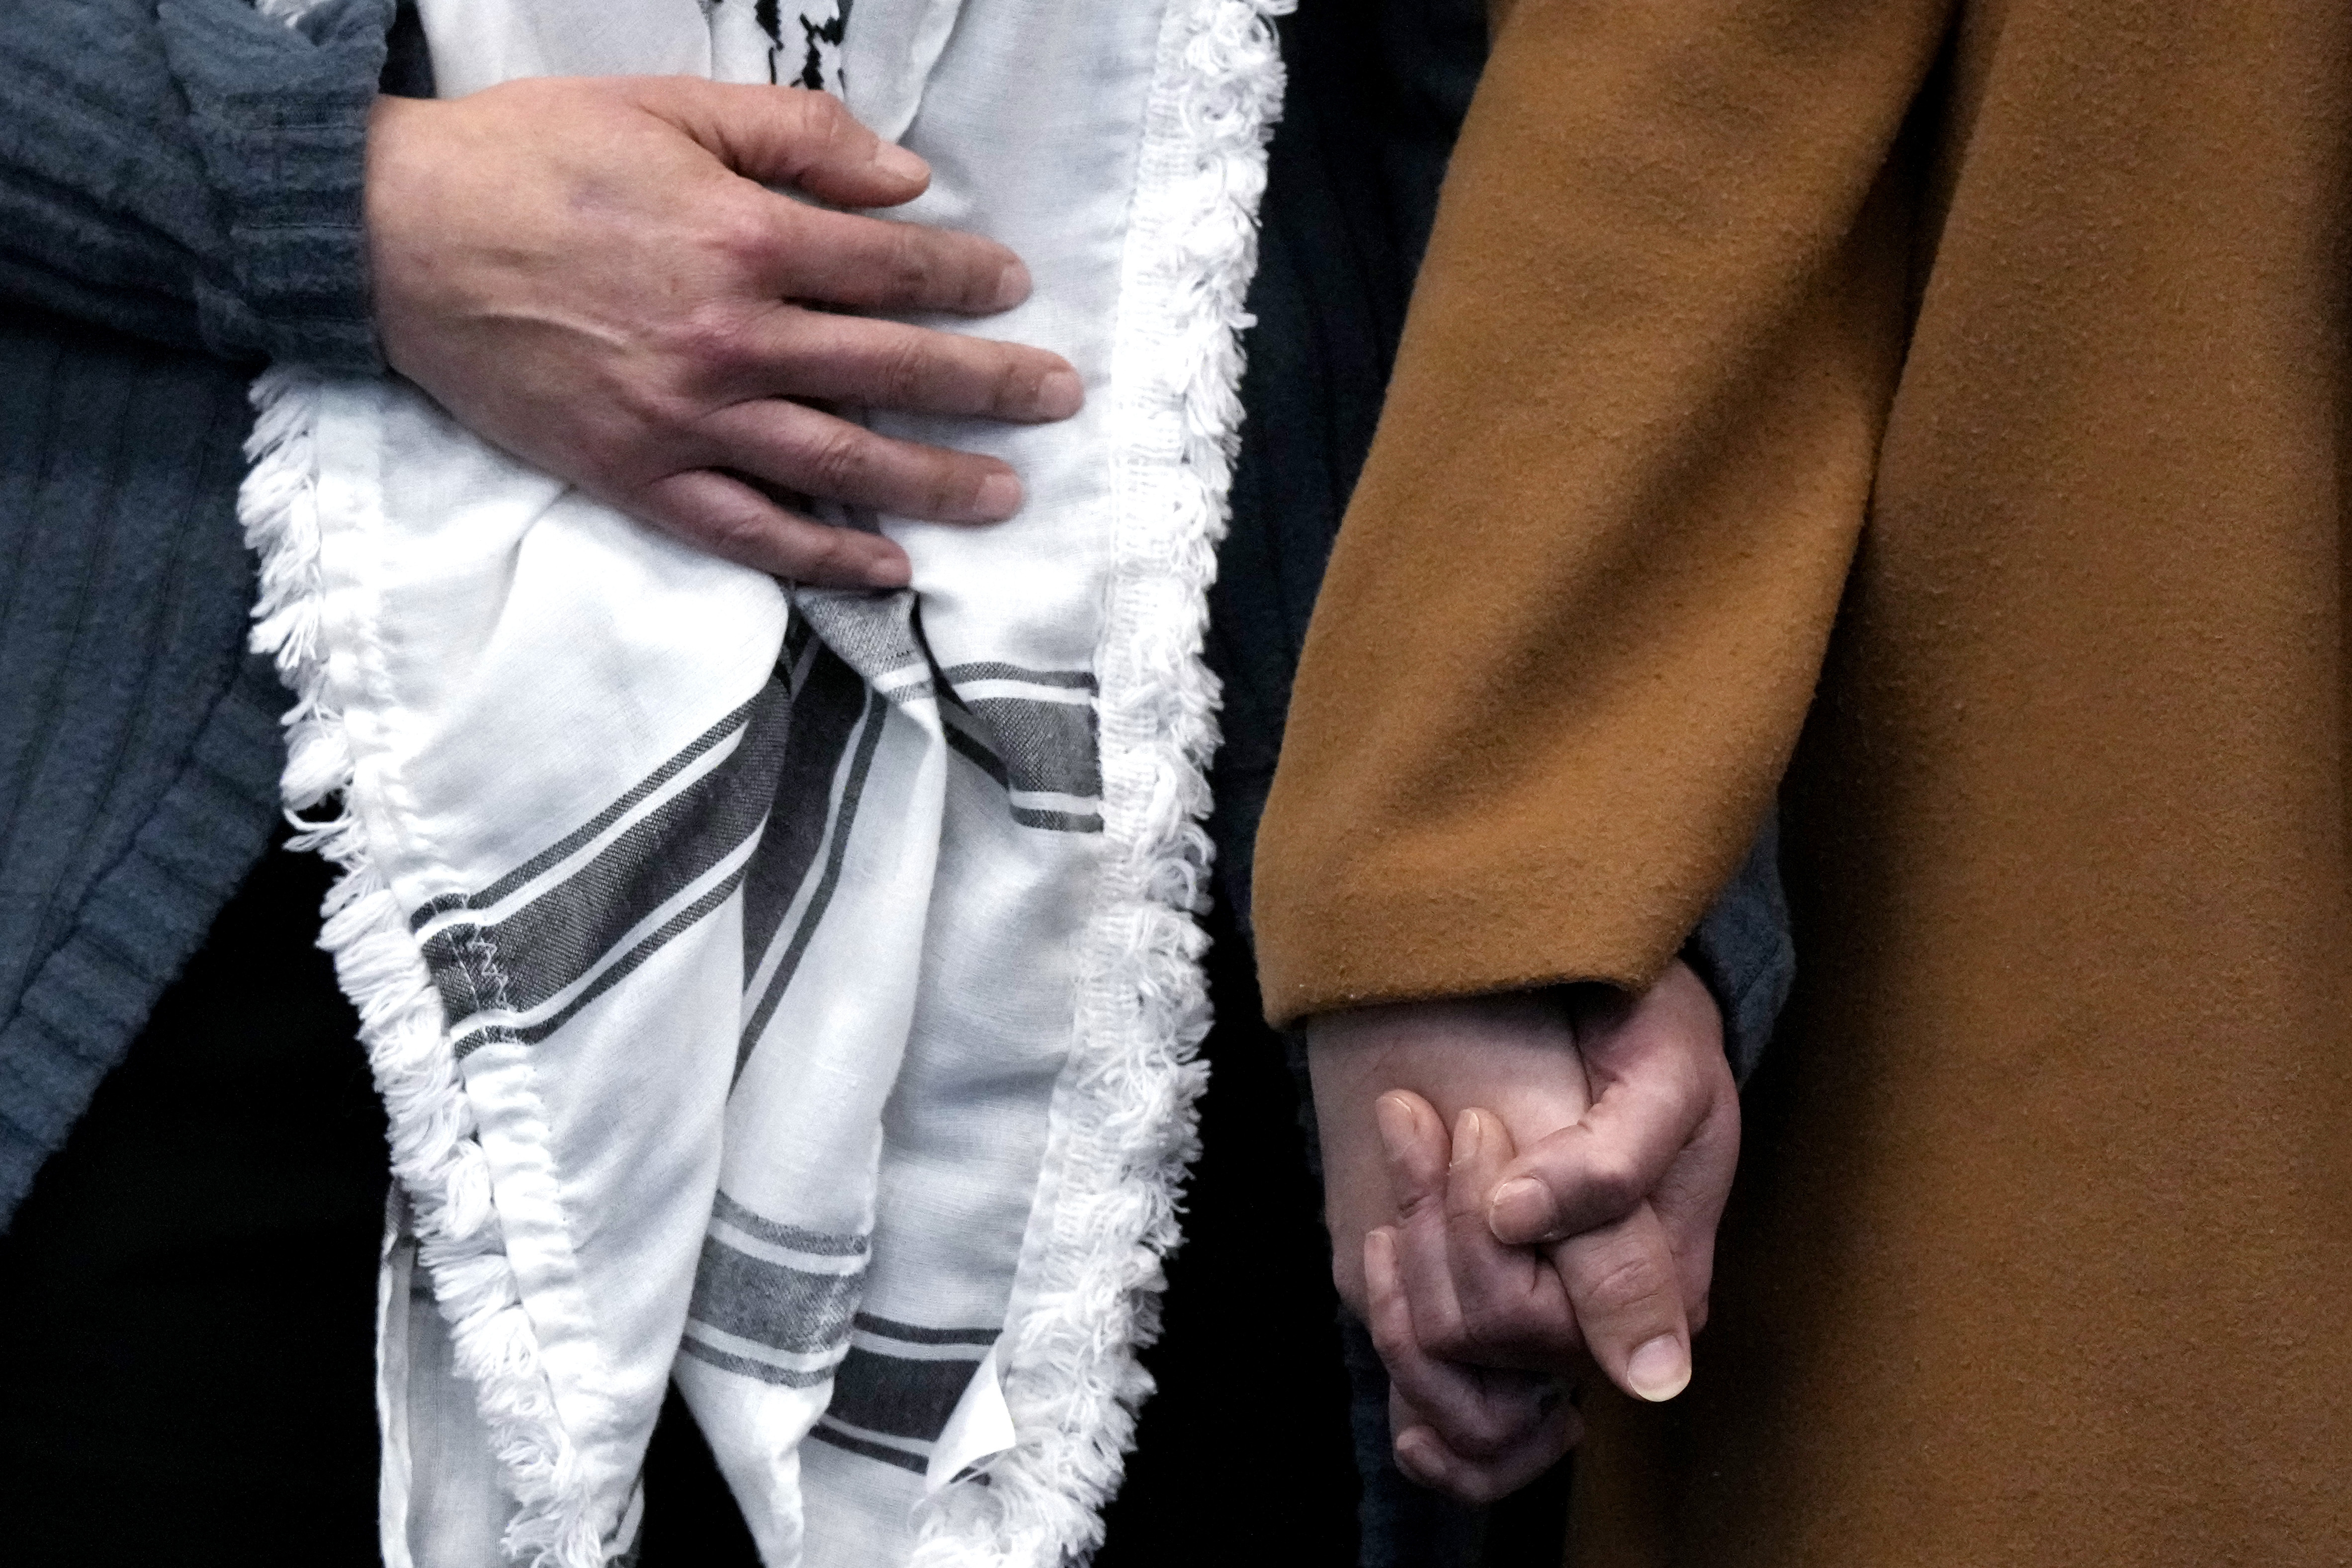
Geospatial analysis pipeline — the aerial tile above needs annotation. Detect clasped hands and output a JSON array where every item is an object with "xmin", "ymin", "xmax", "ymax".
[{"xmin": 1308, "ymin": 960, "xmax": 1739, "ymax": 1504}]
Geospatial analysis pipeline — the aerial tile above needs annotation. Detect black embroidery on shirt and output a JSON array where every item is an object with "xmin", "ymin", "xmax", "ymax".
[{"xmin": 797, "ymin": 0, "xmax": 850, "ymax": 92}]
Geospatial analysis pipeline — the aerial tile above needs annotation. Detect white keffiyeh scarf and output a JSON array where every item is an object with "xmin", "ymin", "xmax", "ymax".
[{"xmin": 239, "ymin": 0, "xmax": 1284, "ymax": 1561}]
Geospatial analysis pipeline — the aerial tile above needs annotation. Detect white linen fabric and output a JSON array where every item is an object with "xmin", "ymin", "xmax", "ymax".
[{"xmin": 239, "ymin": 0, "xmax": 1286, "ymax": 1563}]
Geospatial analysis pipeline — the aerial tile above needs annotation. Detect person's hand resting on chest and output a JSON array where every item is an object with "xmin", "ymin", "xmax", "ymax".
[
  {"xmin": 1309, "ymin": 961, "xmax": 1739, "ymax": 1504},
  {"xmin": 366, "ymin": 76, "xmax": 1082, "ymax": 590}
]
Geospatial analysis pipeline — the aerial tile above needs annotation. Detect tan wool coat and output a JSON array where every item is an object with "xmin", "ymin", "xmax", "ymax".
[{"xmin": 1252, "ymin": 0, "xmax": 2352, "ymax": 1561}]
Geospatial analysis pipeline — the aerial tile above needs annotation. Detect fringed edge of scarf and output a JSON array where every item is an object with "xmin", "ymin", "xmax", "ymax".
[
  {"xmin": 241, "ymin": 368, "xmax": 605, "ymax": 1568},
  {"xmin": 910, "ymin": 0, "xmax": 1292, "ymax": 1562},
  {"xmin": 248, "ymin": 0, "xmax": 1287, "ymax": 1562}
]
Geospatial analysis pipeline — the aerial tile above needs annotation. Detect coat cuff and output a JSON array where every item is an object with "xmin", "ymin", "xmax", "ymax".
[{"xmin": 159, "ymin": 0, "xmax": 392, "ymax": 372}]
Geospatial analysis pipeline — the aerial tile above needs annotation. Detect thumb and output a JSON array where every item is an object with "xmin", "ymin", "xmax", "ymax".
[
  {"xmin": 1550, "ymin": 1201, "xmax": 1692, "ymax": 1404},
  {"xmin": 1486, "ymin": 967, "xmax": 1721, "ymax": 1246},
  {"xmin": 629, "ymin": 78, "xmax": 932, "ymax": 207}
]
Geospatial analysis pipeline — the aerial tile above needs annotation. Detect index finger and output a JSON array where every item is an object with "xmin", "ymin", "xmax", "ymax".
[
  {"xmin": 1365, "ymin": 1227, "xmax": 1556, "ymax": 1466},
  {"xmin": 771, "ymin": 204, "xmax": 1032, "ymax": 317},
  {"xmin": 1441, "ymin": 1110, "xmax": 1578, "ymax": 1369},
  {"xmin": 1377, "ymin": 1093, "xmax": 1470, "ymax": 1357},
  {"xmin": 631, "ymin": 80, "xmax": 935, "ymax": 210}
]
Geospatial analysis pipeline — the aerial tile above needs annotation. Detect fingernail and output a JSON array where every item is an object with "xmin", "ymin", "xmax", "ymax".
[
  {"xmin": 1363, "ymin": 1224, "xmax": 1399, "ymax": 1295},
  {"xmin": 1038, "ymin": 368, "xmax": 1083, "ymax": 420},
  {"xmin": 1627, "ymin": 1335, "xmax": 1691, "ymax": 1402},
  {"xmin": 1375, "ymin": 1095, "xmax": 1414, "ymax": 1161},
  {"xmin": 1487, "ymin": 1177, "xmax": 1554, "ymax": 1244},
  {"xmin": 993, "ymin": 259, "xmax": 1031, "ymax": 311},
  {"xmin": 874, "ymin": 141, "xmax": 927, "ymax": 182},
  {"xmin": 861, "ymin": 551, "xmax": 911, "ymax": 591},
  {"xmin": 1393, "ymin": 1428, "xmax": 1445, "ymax": 1487},
  {"xmin": 1451, "ymin": 1109, "xmax": 1483, "ymax": 1167},
  {"xmin": 974, "ymin": 470, "xmax": 1022, "ymax": 520}
]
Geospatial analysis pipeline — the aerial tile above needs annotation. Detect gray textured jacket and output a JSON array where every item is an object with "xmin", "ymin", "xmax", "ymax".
[{"xmin": 0, "ymin": 0, "xmax": 390, "ymax": 1220}]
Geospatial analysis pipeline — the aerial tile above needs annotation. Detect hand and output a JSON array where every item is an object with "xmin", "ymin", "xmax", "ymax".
[
  {"xmin": 1481, "ymin": 961, "xmax": 1741, "ymax": 1344},
  {"xmin": 1307, "ymin": 962, "xmax": 1740, "ymax": 1501},
  {"xmin": 1312, "ymin": 989, "xmax": 1592, "ymax": 1322},
  {"xmin": 365, "ymin": 78, "xmax": 1083, "ymax": 589},
  {"xmin": 1362, "ymin": 1097, "xmax": 1583, "ymax": 1503}
]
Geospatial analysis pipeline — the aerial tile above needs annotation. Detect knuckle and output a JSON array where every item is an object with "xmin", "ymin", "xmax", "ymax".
[
  {"xmin": 629, "ymin": 383, "xmax": 708, "ymax": 442},
  {"xmin": 1444, "ymin": 1183, "xmax": 1493, "ymax": 1227},
  {"xmin": 920, "ymin": 457, "xmax": 984, "ymax": 517},
  {"xmin": 1452, "ymin": 1288, "xmax": 1505, "ymax": 1343},
  {"xmin": 1457, "ymin": 1480, "xmax": 1502, "ymax": 1508},
  {"xmin": 1444, "ymin": 1412, "xmax": 1516, "ymax": 1465},
  {"xmin": 596, "ymin": 347, "xmax": 700, "ymax": 426},
  {"xmin": 1579, "ymin": 1247, "xmax": 1674, "ymax": 1322},
  {"xmin": 703, "ymin": 196, "xmax": 782, "ymax": 273},
  {"xmin": 989, "ymin": 351, "xmax": 1039, "ymax": 416},
  {"xmin": 1420, "ymin": 1315, "xmax": 1473, "ymax": 1363},
  {"xmin": 803, "ymin": 427, "xmax": 874, "ymax": 495},
  {"xmin": 668, "ymin": 306, "xmax": 758, "ymax": 384},
  {"xmin": 1581, "ymin": 1152, "xmax": 1646, "ymax": 1220},
  {"xmin": 1394, "ymin": 1190, "xmax": 1444, "ymax": 1228},
  {"xmin": 1447, "ymin": 1469, "xmax": 1506, "ymax": 1507},
  {"xmin": 959, "ymin": 252, "xmax": 1007, "ymax": 312},
  {"xmin": 795, "ymin": 527, "xmax": 861, "ymax": 582},
  {"xmin": 695, "ymin": 505, "xmax": 776, "ymax": 565},
  {"xmin": 1330, "ymin": 1254, "xmax": 1365, "ymax": 1314},
  {"xmin": 880, "ymin": 224, "xmax": 937, "ymax": 299},
  {"xmin": 1458, "ymin": 1297, "xmax": 1530, "ymax": 1357},
  {"xmin": 876, "ymin": 333, "xmax": 937, "ymax": 408},
  {"xmin": 1365, "ymin": 1310, "xmax": 1413, "ymax": 1366},
  {"xmin": 797, "ymin": 89, "xmax": 851, "ymax": 150}
]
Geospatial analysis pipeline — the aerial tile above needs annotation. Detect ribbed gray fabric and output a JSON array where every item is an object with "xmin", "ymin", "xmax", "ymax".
[
  {"xmin": 0, "ymin": 0, "xmax": 395, "ymax": 1228},
  {"xmin": 0, "ymin": 0, "xmax": 390, "ymax": 366},
  {"xmin": 0, "ymin": 311, "xmax": 288, "ymax": 1221}
]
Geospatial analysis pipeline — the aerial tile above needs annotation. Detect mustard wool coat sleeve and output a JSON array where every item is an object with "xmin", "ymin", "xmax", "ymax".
[
  {"xmin": 1251, "ymin": 0, "xmax": 1953, "ymax": 1024},
  {"xmin": 1256, "ymin": 0, "xmax": 2352, "ymax": 1556}
]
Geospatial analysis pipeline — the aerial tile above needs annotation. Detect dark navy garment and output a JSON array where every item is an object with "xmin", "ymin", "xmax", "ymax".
[
  {"xmin": 1113, "ymin": 5, "xmax": 1568, "ymax": 1566},
  {"xmin": 0, "ymin": 2, "xmax": 395, "ymax": 1559},
  {"xmin": 0, "ymin": 0, "xmax": 392, "ymax": 1228},
  {"xmin": 1204, "ymin": 0, "xmax": 1488, "ymax": 940},
  {"xmin": 0, "ymin": 827, "xmax": 387, "ymax": 1565},
  {"xmin": 1205, "ymin": 0, "xmax": 1792, "ymax": 1081},
  {"xmin": 1120, "ymin": 0, "xmax": 1792, "ymax": 1563}
]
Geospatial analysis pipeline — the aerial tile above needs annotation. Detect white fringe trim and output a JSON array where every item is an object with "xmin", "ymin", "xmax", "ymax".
[
  {"xmin": 241, "ymin": 368, "xmax": 603, "ymax": 1568},
  {"xmin": 911, "ymin": 0, "xmax": 1291, "ymax": 1562}
]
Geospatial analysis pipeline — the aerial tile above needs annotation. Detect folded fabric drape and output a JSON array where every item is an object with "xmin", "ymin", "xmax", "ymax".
[{"xmin": 242, "ymin": 0, "xmax": 1287, "ymax": 1562}]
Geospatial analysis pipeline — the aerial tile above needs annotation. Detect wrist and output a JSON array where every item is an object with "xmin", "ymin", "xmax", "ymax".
[
  {"xmin": 1306, "ymin": 990, "xmax": 1570, "ymax": 1062},
  {"xmin": 363, "ymin": 93, "xmax": 453, "ymax": 379}
]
